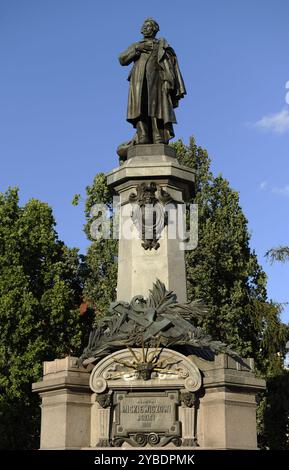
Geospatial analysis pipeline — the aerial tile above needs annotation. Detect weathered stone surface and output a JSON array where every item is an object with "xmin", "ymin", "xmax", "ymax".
[
  {"xmin": 195, "ymin": 354, "xmax": 266, "ymax": 449},
  {"xmin": 90, "ymin": 348, "xmax": 202, "ymax": 392},
  {"xmin": 90, "ymin": 348, "xmax": 201, "ymax": 448},
  {"xmin": 127, "ymin": 144, "xmax": 177, "ymax": 159},
  {"xmin": 32, "ymin": 357, "xmax": 91, "ymax": 450},
  {"xmin": 33, "ymin": 352, "xmax": 265, "ymax": 449},
  {"xmin": 106, "ymin": 146, "xmax": 195, "ymax": 303},
  {"xmin": 107, "ymin": 146, "xmax": 195, "ymax": 201}
]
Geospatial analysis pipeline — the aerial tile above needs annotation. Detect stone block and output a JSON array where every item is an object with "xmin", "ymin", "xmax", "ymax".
[{"xmin": 32, "ymin": 357, "xmax": 91, "ymax": 449}]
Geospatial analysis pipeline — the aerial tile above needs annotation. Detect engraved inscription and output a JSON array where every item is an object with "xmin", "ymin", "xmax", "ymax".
[
  {"xmin": 122, "ymin": 401, "xmax": 172, "ymax": 427},
  {"xmin": 118, "ymin": 395, "xmax": 175, "ymax": 432}
]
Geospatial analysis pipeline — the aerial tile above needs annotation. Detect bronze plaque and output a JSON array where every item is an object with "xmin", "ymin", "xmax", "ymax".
[{"xmin": 112, "ymin": 390, "xmax": 180, "ymax": 445}]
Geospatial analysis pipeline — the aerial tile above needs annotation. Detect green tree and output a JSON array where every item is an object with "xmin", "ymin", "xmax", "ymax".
[
  {"xmin": 82, "ymin": 137, "xmax": 288, "ymax": 448},
  {"xmin": 81, "ymin": 173, "xmax": 118, "ymax": 317},
  {"xmin": 257, "ymin": 369, "xmax": 289, "ymax": 449},
  {"xmin": 173, "ymin": 138, "xmax": 288, "ymax": 370},
  {"xmin": 260, "ymin": 244, "xmax": 289, "ymax": 449},
  {"xmin": 173, "ymin": 138, "xmax": 288, "ymax": 448},
  {"xmin": 0, "ymin": 188, "xmax": 92, "ymax": 449},
  {"xmin": 266, "ymin": 246, "xmax": 289, "ymax": 263}
]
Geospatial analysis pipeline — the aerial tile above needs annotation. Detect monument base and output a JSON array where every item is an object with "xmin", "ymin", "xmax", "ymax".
[{"xmin": 33, "ymin": 352, "xmax": 265, "ymax": 450}]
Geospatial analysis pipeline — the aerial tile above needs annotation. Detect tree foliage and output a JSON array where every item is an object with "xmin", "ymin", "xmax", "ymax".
[
  {"xmin": 81, "ymin": 173, "xmax": 118, "ymax": 318},
  {"xmin": 172, "ymin": 138, "xmax": 289, "ymax": 448},
  {"xmin": 266, "ymin": 246, "xmax": 289, "ymax": 264},
  {"xmin": 172, "ymin": 138, "xmax": 288, "ymax": 371},
  {"xmin": 258, "ymin": 369, "xmax": 289, "ymax": 449},
  {"xmin": 0, "ymin": 188, "xmax": 92, "ymax": 449},
  {"xmin": 262, "ymin": 244, "xmax": 289, "ymax": 448}
]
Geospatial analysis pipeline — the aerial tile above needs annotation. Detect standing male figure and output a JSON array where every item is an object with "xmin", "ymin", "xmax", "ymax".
[{"xmin": 118, "ymin": 18, "xmax": 186, "ymax": 156}]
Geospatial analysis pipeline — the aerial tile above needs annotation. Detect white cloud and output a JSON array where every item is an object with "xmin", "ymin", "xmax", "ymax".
[
  {"xmin": 272, "ymin": 185, "xmax": 289, "ymax": 196},
  {"xmin": 258, "ymin": 181, "xmax": 289, "ymax": 196},
  {"xmin": 286, "ymin": 82, "xmax": 289, "ymax": 104},
  {"xmin": 255, "ymin": 109, "xmax": 289, "ymax": 134},
  {"xmin": 259, "ymin": 181, "xmax": 267, "ymax": 190}
]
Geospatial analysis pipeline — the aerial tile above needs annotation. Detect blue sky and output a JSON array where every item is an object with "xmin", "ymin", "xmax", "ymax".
[{"xmin": 1, "ymin": 0, "xmax": 289, "ymax": 321}]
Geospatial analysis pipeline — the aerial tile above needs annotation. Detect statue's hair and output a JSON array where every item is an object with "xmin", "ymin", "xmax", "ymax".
[{"xmin": 142, "ymin": 18, "xmax": 160, "ymax": 34}]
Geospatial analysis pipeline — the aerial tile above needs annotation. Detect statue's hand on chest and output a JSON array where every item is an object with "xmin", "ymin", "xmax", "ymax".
[{"xmin": 136, "ymin": 40, "xmax": 154, "ymax": 54}]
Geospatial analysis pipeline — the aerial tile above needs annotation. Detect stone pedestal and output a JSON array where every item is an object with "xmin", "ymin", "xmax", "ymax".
[
  {"xmin": 33, "ymin": 353, "xmax": 265, "ymax": 449},
  {"xmin": 195, "ymin": 354, "xmax": 266, "ymax": 449},
  {"xmin": 32, "ymin": 357, "xmax": 91, "ymax": 450},
  {"xmin": 106, "ymin": 144, "xmax": 195, "ymax": 303}
]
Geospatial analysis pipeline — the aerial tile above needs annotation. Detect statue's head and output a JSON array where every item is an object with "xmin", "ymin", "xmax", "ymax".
[{"xmin": 141, "ymin": 18, "xmax": 160, "ymax": 38}]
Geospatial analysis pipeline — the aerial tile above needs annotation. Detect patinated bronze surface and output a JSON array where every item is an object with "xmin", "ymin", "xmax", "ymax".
[
  {"xmin": 79, "ymin": 280, "xmax": 235, "ymax": 366},
  {"xmin": 117, "ymin": 18, "xmax": 186, "ymax": 159},
  {"xmin": 129, "ymin": 182, "xmax": 175, "ymax": 250}
]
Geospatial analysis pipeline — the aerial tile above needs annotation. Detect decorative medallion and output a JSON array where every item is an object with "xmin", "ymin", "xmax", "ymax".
[{"xmin": 129, "ymin": 182, "xmax": 176, "ymax": 250}]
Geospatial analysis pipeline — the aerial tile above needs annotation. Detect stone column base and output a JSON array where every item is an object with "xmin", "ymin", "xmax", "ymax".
[
  {"xmin": 32, "ymin": 357, "xmax": 91, "ymax": 449},
  {"xmin": 193, "ymin": 354, "xmax": 266, "ymax": 449}
]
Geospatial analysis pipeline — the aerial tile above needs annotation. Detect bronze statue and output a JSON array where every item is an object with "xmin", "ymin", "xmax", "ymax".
[{"xmin": 117, "ymin": 18, "xmax": 186, "ymax": 160}]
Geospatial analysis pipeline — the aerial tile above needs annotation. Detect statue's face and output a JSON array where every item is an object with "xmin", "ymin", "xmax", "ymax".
[{"xmin": 141, "ymin": 21, "xmax": 156, "ymax": 38}]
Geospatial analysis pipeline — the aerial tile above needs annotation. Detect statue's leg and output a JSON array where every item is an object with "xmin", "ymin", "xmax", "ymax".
[
  {"xmin": 151, "ymin": 118, "xmax": 166, "ymax": 144},
  {"xmin": 136, "ymin": 120, "xmax": 149, "ymax": 144}
]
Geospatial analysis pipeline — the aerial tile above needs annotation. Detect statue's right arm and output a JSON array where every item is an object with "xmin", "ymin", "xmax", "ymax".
[{"xmin": 119, "ymin": 43, "xmax": 140, "ymax": 66}]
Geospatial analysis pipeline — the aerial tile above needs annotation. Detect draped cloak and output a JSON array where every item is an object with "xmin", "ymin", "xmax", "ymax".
[{"xmin": 119, "ymin": 38, "xmax": 186, "ymax": 139}]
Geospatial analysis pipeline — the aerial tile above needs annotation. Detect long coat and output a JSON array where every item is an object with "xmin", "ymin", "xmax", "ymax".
[{"xmin": 119, "ymin": 38, "xmax": 186, "ymax": 137}]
